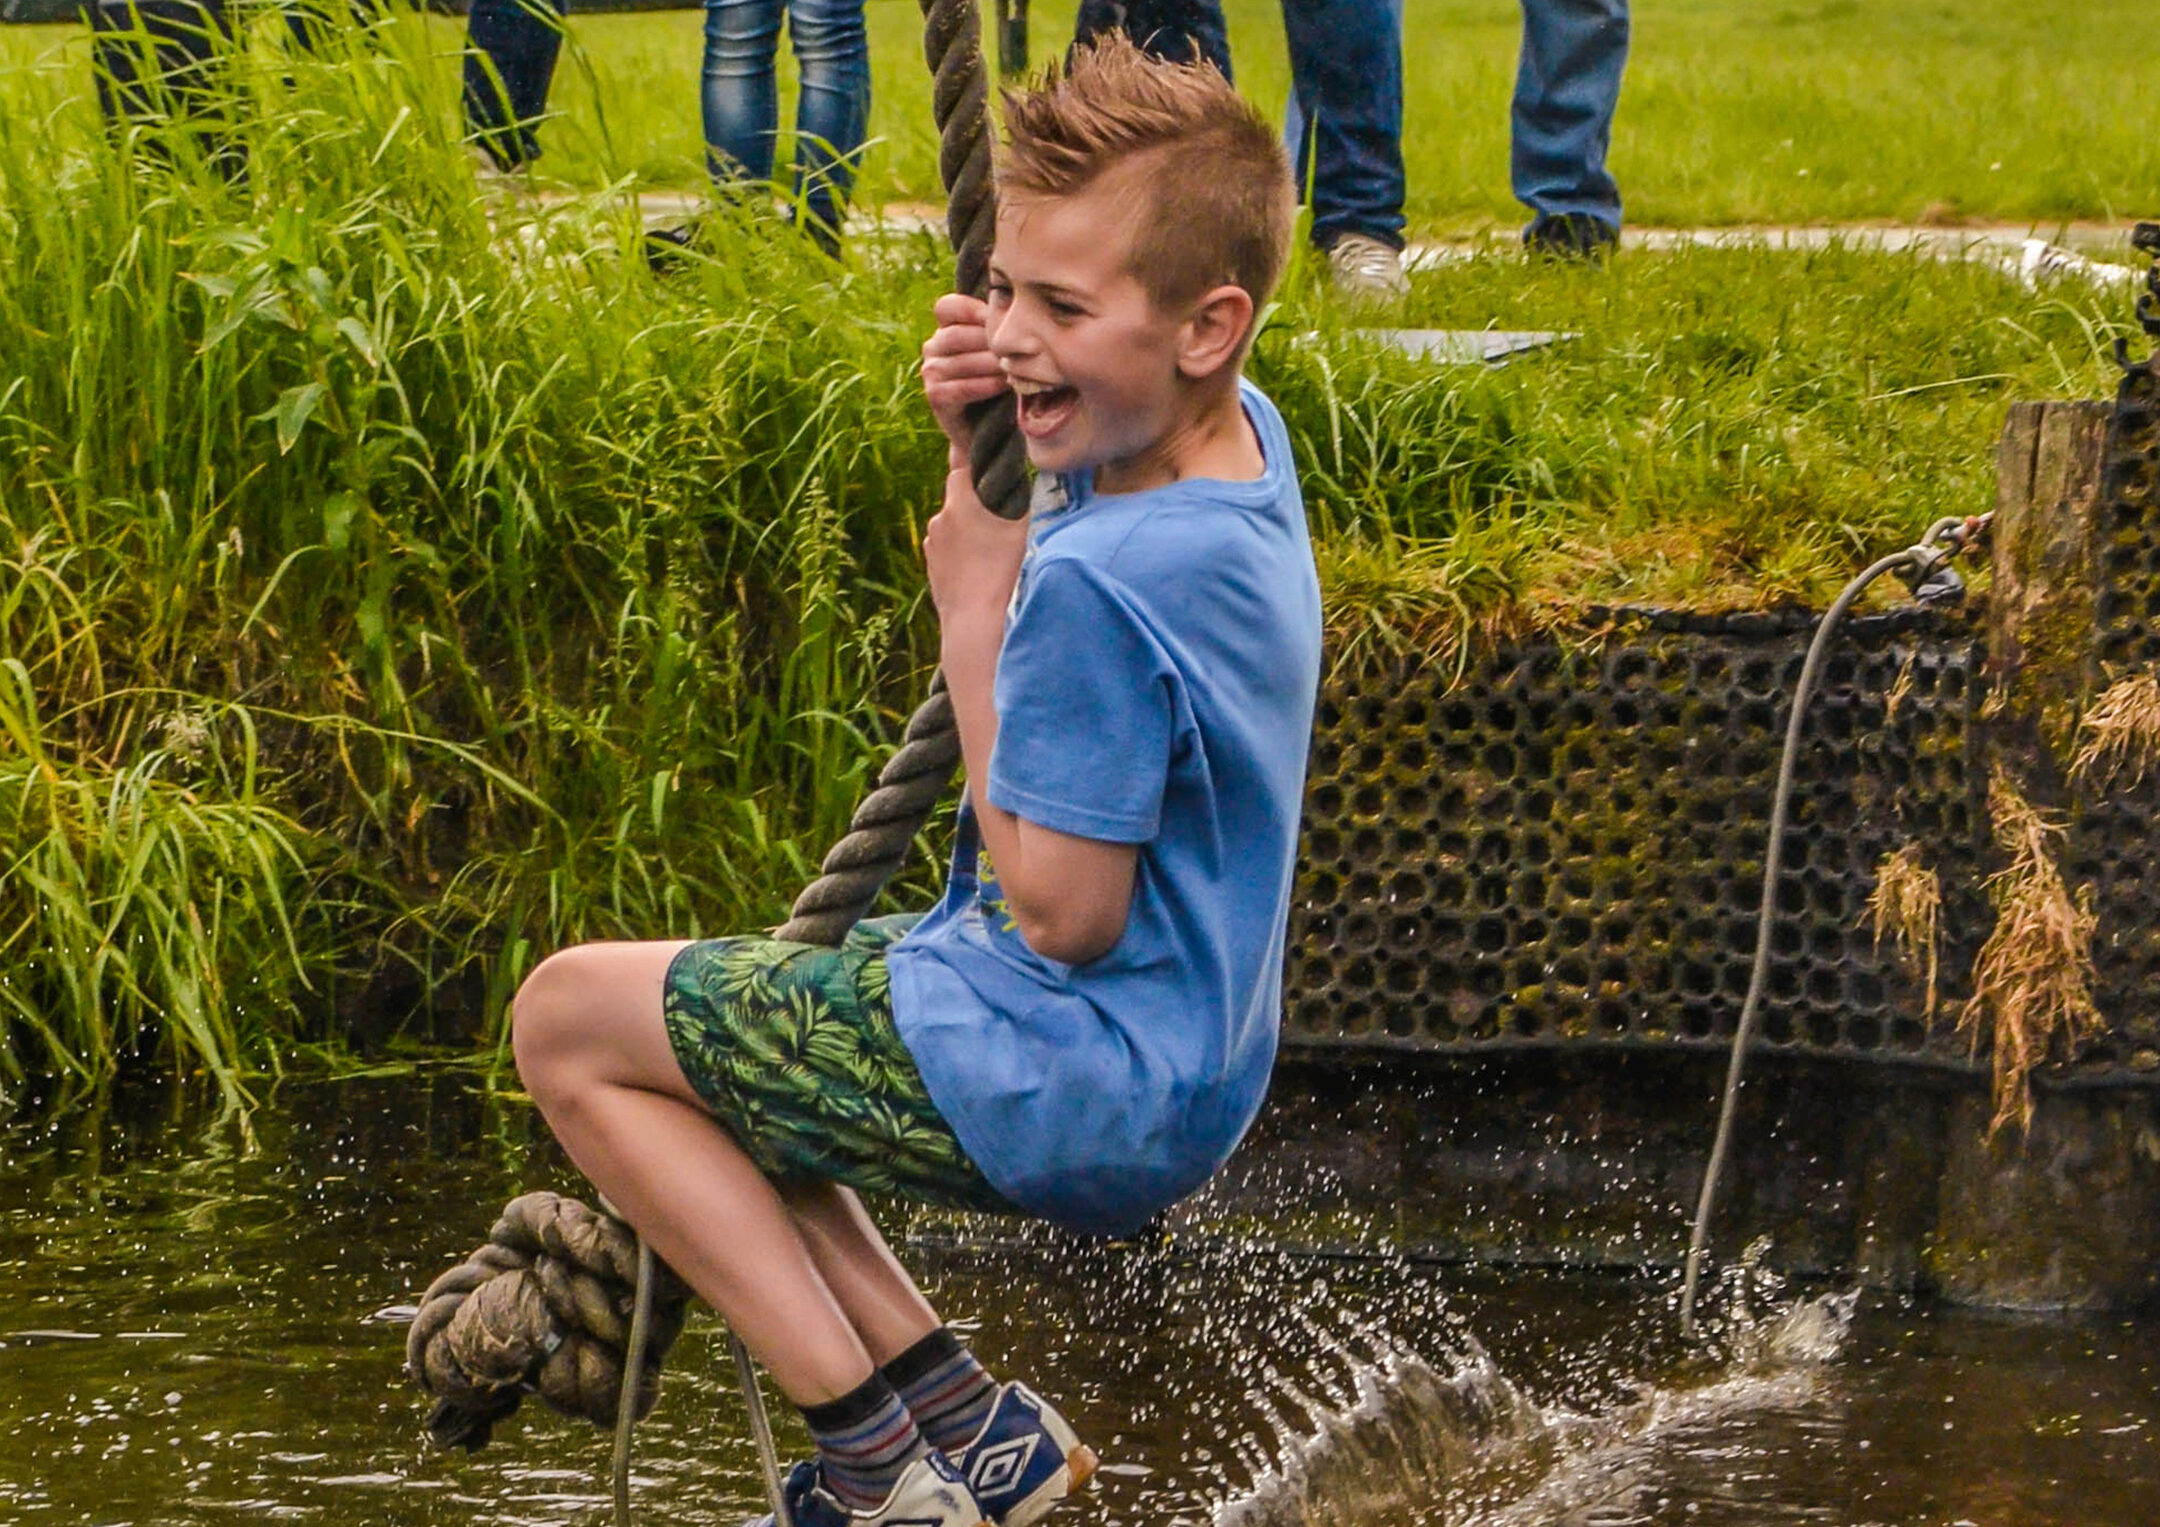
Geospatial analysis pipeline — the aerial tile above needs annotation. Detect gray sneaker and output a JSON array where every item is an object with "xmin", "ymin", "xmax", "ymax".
[{"xmin": 1327, "ymin": 232, "xmax": 1410, "ymax": 300}]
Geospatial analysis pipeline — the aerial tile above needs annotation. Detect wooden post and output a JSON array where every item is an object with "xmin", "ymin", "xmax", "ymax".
[
  {"xmin": 1919, "ymin": 397, "xmax": 2160, "ymax": 1311},
  {"xmin": 1986, "ymin": 398, "xmax": 2111, "ymax": 692}
]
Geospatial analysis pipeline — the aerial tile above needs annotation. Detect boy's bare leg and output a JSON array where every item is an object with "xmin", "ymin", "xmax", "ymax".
[
  {"xmin": 786, "ymin": 1182, "xmax": 1025, "ymax": 1469},
  {"xmin": 511, "ymin": 940, "xmax": 888, "ymax": 1405},
  {"xmin": 780, "ymin": 1181, "xmax": 944, "ymax": 1365}
]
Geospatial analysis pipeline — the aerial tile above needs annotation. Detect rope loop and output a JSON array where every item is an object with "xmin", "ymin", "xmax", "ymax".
[{"xmin": 406, "ymin": 1192, "xmax": 691, "ymax": 1450}]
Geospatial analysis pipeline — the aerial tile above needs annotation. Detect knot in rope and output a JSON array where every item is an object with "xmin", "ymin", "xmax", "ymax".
[{"xmin": 405, "ymin": 1191, "xmax": 691, "ymax": 1450}]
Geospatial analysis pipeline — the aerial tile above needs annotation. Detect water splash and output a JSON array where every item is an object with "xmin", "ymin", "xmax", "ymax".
[{"xmin": 1209, "ymin": 1284, "xmax": 1857, "ymax": 1527}]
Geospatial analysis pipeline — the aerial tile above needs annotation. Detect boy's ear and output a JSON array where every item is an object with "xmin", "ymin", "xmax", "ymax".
[{"xmin": 1176, "ymin": 284, "xmax": 1257, "ymax": 381}]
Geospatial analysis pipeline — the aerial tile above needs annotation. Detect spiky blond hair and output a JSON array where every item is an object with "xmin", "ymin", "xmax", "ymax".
[{"xmin": 998, "ymin": 33, "xmax": 1294, "ymax": 317}]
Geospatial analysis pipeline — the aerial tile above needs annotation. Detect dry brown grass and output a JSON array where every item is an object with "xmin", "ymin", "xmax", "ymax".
[
  {"xmin": 1868, "ymin": 843, "xmax": 1941, "ymax": 1021},
  {"xmin": 1958, "ymin": 766, "xmax": 2104, "ymax": 1134},
  {"xmin": 1881, "ymin": 652, "xmax": 1919, "ymax": 726},
  {"xmin": 2070, "ymin": 673, "xmax": 2160, "ymax": 789}
]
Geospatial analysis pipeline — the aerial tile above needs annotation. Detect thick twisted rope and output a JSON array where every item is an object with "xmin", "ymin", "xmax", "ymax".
[
  {"xmin": 415, "ymin": 11, "xmax": 1019, "ymax": 1525},
  {"xmin": 405, "ymin": 1192, "xmax": 691, "ymax": 1450},
  {"xmin": 776, "ymin": 0, "xmax": 1031, "ymax": 943}
]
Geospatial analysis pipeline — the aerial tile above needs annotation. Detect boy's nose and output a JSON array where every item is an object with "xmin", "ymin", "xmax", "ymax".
[{"xmin": 987, "ymin": 306, "xmax": 1036, "ymax": 362}]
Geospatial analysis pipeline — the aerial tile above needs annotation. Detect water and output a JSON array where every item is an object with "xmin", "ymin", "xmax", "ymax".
[{"xmin": 2, "ymin": 1074, "xmax": 2155, "ymax": 1526}]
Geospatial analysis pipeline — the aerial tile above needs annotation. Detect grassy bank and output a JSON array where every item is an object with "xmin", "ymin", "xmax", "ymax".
[
  {"xmin": 4, "ymin": 2, "xmax": 2157, "ymax": 230},
  {"xmin": 0, "ymin": 13, "xmax": 2142, "ymax": 1102}
]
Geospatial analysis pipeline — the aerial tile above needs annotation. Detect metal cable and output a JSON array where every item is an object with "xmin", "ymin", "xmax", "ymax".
[
  {"xmin": 1676, "ymin": 549, "xmax": 1917, "ymax": 1334},
  {"xmin": 735, "ymin": 1328, "xmax": 790, "ymax": 1512},
  {"xmin": 613, "ymin": 1237, "xmax": 657, "ymax": 1527},
  {"xmin": 1679, "ymin": 519, "xmax": 1979, "ymax": 1333},
  {"xmin": 730, "ymin": 1342, "xmax": 789, "ymax": 1526}
]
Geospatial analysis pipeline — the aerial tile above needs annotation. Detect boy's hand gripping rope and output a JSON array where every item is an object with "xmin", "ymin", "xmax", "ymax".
[
  {"xmin": 415, "ymin": 8, "xmax": 1019, "ymax": 1527},
  {"xmin": 777, "ymin": 0, "xmax": 1033, "ymax": 944}
]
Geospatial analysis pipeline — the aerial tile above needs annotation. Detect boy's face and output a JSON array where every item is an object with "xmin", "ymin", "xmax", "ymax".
[{"xmin": 985, "ymin": 182, "xmax": 1193, "ymax": 491}]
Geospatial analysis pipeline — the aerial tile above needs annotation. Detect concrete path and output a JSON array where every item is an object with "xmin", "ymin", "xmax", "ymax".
[
  {"xmin": 1405, "ymin": 222, "xmax": 2145, "ymax": 288},
  {"xmin": 502, "ymin": 181, "xmax": 2148, "ymax": 290}
]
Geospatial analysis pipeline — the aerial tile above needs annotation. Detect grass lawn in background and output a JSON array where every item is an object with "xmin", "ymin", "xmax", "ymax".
[
  {"xmin": 0, "ymin": 9, "xmax": 2149, "ymax": 1084},
  {"xmin": 1, "ymin": 1, "xmax": 2155, "ymax": 231}
]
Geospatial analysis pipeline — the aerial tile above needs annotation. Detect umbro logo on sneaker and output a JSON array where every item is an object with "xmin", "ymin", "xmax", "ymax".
[
  {"xmin": 953, "ymin": 1382, "xmax": 1095, "ymax": 1527},
  {"xmin": 966, "ymin": 1435, "xmax": 1041, "ymax": 1497}
]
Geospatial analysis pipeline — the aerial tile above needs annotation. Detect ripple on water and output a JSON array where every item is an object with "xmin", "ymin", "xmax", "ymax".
[{"xmin": 2, "ymin": 1078, "xmax": 2156, "ymax": 1527}]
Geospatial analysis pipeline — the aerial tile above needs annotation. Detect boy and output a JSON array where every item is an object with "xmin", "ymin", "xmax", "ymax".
[{"xmin": 510, "ymin": 35, "xmax": 1319, "ymax": 1527}]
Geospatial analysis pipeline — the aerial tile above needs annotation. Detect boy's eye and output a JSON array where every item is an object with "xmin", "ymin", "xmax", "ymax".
[{"xmin": 1048, "ymin": 300, "xmax": 1083, "ymax": 319}]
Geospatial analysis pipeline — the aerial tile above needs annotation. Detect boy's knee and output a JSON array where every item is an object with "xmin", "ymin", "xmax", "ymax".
[
  {"xmin": 787, "ymin": 3, "xmax": 865, "ymax": 60},
  {"xmin": 509, "ymin": 947, "xmax": 606, "ymax": 1097}
]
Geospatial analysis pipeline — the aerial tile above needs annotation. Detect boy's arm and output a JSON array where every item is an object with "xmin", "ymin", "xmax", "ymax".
[{"xmin": 925, "ymin": 457, "xmax": 1140, "ymax": 967}]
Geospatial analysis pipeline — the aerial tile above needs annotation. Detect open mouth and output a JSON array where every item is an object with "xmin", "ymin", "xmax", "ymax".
[{"xmin": 1013, "ymin": 382, "xmax": 1078, "ymax": 440}]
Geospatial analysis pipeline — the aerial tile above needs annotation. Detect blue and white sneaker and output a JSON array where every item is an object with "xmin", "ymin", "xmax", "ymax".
[
  {"xmin": 742, "ymin": 1450, "xmax": 990, "ymax": 1527},
  {"xmin": 951, "ymin": 1383, "xmax": 1098, "ymax": 1527}
]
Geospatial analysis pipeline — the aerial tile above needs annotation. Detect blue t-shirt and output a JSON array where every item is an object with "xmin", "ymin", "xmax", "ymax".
[{"xmin": 887, "ymin": 381, "xmax": 1322, "ymax": 1235}]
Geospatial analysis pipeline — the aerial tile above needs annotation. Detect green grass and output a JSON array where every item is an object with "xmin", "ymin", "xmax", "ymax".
[
  {"xmin": 0, "ymin": 7, "xmax": 2146, "ymax": 1100},
  {"xmin": 0, "ymin": 17, "xmax": 961, "ymax": 1101},
  {"xmin": 12, "ymin": 0, "xmax": 2146, "ymax": 229},
  {"xmin": 473, "ymin": 0, "xmax": 2160, "ymax": 229}
]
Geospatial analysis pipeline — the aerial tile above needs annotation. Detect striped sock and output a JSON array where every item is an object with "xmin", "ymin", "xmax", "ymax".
[
  {"xmin": 802, "ymin": 1374, "xmax": 927, "ymax": 1515},
  {"xmin": 881, "ymin": 1327, "xmax": 999, "ymax": 1456}
]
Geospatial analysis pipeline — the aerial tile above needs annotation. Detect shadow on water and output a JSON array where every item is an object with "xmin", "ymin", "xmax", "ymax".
[{"xmin": 2, "ymin": 1074, "xmax": 2156, "ymax": 1526}]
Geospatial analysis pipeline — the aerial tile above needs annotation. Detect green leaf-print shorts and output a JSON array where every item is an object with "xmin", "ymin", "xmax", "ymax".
[{"xmin": 662, "ymin": 914, "xmax": 1016, "ymax": 1212}]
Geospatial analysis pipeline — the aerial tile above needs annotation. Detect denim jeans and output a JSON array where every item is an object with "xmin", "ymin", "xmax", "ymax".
[
  {"xmin": 1280, "ymin": 0, "xmax": 1405, "ymax": 251},
  {"xmin": 1077, "ymin": 1, "xmax": 1401, "ymax": 251},
  {"xmin": 702, "ymin": 0, "xmax": 869, "ymax": 235},
  {"xmin": 1070, "ymin": 0, "xmax": 1232, "ymax": 80},
  {"xmin": 1282, "ymin": 0, "xmax": 1398, "ymax": 169},
  {"xmin": 465, "ymin": 0, "xmax": 566, "ymax": 169},
  {"xmin": 85, "ymin": 0, "xmax": 570, "ymax": 171},
  {"xmin": 1512, "ymin": 0, "xmax": 1629, "ymax": 232}
]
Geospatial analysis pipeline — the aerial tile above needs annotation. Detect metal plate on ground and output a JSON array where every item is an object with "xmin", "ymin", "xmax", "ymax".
[{"xmin": 1360, "ymin": 328, "xmax": 1577, "ymax": 365}]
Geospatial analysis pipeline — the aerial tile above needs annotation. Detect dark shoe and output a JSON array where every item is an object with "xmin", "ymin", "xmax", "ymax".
[
  {"xmin": 952, "ymin": 1382, "xmax": 1097, "ymax": 1526},
  {"xmin": 643, "ymin": 219, "xmax": 708, "ymax": 273},
  {"xmin": 742, "ymin": 1452, "xmax": 990, "ymax": 1527},
  {"xmin": 787, "ymin": 206, "xmax": 843, "ymax": 261},
  {"xmin": 1524, "ymin": 213, "xmax": 1619, "ymax": 261},
  {"xmin": 646, "ymin": 208, "xmax": 840, "ymax": 272}
]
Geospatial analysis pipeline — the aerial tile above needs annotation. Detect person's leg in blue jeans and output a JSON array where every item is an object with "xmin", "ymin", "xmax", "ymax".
[
  {"xmin": 785, "ymin": 0, "xmax": 869, "ymax": 239},
  {"xmin": 1070, "ymin": 0, "xmax": 1231, "ymax": 80},
  {"xmin": 465, "ymin": 0, "xmax": 567, "ymax": 170},
  {"xmin": 1281, "ymin": 0, "xmax": 1405, "ymax": 294},
  {"xmin": 1281, "ymin": 0, "xmax": 1399, "ymax": 186},
  {"xmin": 1513, "ymin": 0, "xmax": 1628, "ymax": 254},
  {"xmin": 702, "ymin": 0, "xmax": 867, "ymax": 245},
  {"xmin": 702, "ymin": 0, "xmax": 784, "ymax": 190}
]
